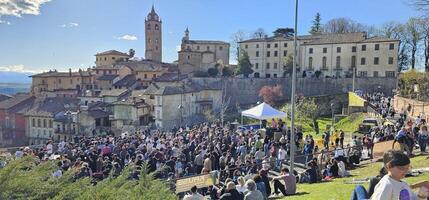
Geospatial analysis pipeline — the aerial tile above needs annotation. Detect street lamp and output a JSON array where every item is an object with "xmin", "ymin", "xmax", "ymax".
[
  {"xmin": 289, "ymin": 0, "xmax": 299, "ymax": 174},
  {"xmin": 330, "ymin": 103, "xmax": 334, "ymax": 131}
]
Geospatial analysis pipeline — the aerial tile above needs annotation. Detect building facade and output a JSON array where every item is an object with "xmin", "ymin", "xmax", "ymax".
[
  {"xmin": 239, "ymin": 32, "xmax": 399, "ymax": 78},
  {"xmin": 178, "ymin": 28, "xmax": 230, "ymax": 74}
]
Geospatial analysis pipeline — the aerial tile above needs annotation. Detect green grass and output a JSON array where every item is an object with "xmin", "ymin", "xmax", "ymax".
[{"xmin": 280, "ymin": 154, "xmax": 429, "ymax": 200}]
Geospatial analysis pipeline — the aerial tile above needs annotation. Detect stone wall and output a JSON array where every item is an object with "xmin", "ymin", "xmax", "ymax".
[
  {"xmin": 192, "ymin": 77, "xmax": 397, "ymax": 106},
  {"xmin": 394, "ymin": 95, "xmax": 429, "ymax": 121}
]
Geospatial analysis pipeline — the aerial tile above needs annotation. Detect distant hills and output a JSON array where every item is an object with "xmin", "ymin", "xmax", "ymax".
[{"xmin": 0, "ymin": 71, "xmax": 32, "ymax": 84}]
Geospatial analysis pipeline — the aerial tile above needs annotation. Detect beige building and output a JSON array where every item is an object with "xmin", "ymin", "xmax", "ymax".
[
  {"xmin": 145, "ymin": 5, "xmax": 162, "ymax": 62},
  {"xmin": 178, "ymin": 28, "xmax": 230, "ymax": 74},
  {"xmin": 143, "ymin": 81, "xmax": 222, "ymax": 129},
  {"xmin": 239, "ymin": 32, "xmax": 399, "ymax": 78},
  {"xmin": 31, "ymin": 69, "xmax": 94, "ymax": 96},
  {"xmin": 95, "ymin": 50, "xmax": 130, "ymax": 67}
]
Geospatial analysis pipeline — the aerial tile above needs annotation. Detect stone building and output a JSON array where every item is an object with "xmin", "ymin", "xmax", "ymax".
[
  {"xmin": 95, "ymin": 50, "xmax": 130, "ymax": 67},
  {"xmin": 30, "ymin": 68, "xmax": 94, "ymax": 96},
  {"xmin": 143, "ymin": 80, "xmax": 222, "ymax": 129},
  {"xmin": 145, "ymin": 5, "xmax": 162, "ymax": 62},
  {"xmin": 239, "ymin": 32, "xmax": 399, "ymax": 78},
  {"xmin": 178, "ymin": 28, "xmax": 230, "ymax": 74}
]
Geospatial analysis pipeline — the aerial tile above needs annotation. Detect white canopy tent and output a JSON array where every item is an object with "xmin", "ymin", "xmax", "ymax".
[{"xmin": 241, "ymin": 102, "xmax": 287, "ymax": 125}]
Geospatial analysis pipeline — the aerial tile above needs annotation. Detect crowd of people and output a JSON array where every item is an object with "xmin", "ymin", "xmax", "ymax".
[{"xmin": 2, "ymin": 91, "xmax": 429, "ymax": 200}]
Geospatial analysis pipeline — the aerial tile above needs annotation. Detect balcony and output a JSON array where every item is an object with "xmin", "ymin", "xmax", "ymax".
[
  {"xmin": 334, "ymin": 67, "xmax": 343, "ymax": 71},
  {"xmin": 55, "ymin": 128, "xmax": 76, "ymax": 135},
  {"xmin": 195, "ymin": 98, "xmax": 213, "ymax": 104},
  {"xmin": 321, "ymin": 67, "xmax": 329, "ymax": 71}
]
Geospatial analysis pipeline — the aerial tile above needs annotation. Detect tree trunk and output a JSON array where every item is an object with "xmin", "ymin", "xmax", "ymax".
[
  {"xmin": 412, "ymin": 46, "xmax": 416, "ymax": 70},
  {"xmin": 313, "ymin": 119, "xmax": 319, "ymax": 134},
  {"xmin": 425, "ymin": 36, "xmax": 429, "ymax": 72}
]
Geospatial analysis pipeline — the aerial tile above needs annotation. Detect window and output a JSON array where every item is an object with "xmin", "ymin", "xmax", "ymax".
[
  {"xmin": 274, "ymin": 43, "xmax": 278, "ymax": 48},
  {"xmin": 148, "ymin": 39, "xmax": 151, "ymax": 43},
  {"xmin": 153, "ymin": 74, "xmax": 156, "ymax": 78},
  {"xmin": 147, "ymin": 24, "xmax": 151, "ymax": 30},
  {"xmin": 306, "ymin": 57, "xmax": 312, "ymax": 69},
  {"xmin": 267, "ymin": 44, "xmax": 271, "ymax": 48},
  {"xmin": 351, "ymin": 56, "xmax": 356, "ymax": 68},
  {"xmin": 32, "ymin": 118, "xmax": 35, "ymax": 127},
  {"xmin": 112, "ymin": 57, "xmax": 115, "ymax": 60},
  {"xmin": 375, "ymin": 44, "xmax": 380, "ymax": 51},
  {"xmin": 104, "ymin": 57, "xmax": 107, "ymax": 61},
  {"xmin": 352, "ymin": 46, "xmax": 357, "ymax": 52},
  {"xmin": 207, "ymin": 46, "xmax": 210, "ymax": 51},
  {"xmin": 109, "ymin": 70, "xmax": 112, "ymax": 74},
  {"xmin": 43, "ymin": 119, "xmax": 46, "ymax": 128},
  {"xmin": 388, "ymin": 57, "xmax": 394, "ymax": 65},
  {"xmin": 245, "ymin": 44, "xmax": 248, "ymax": 49},
  {"xmin": 273, "ymin": 74, "xmax": 278, "ymax": 78},
  {"xmin": 70, "ymin": 79, "xmax": 73, "ymax": 84},
  {"xmin": 284, "ymin": 43, "xmax": 287, "ymax": 47},
  {"xmin": 255, "ymin": 63, "xmax": 259, "ymax": 69},
  {"xmin": 155, "ymin": 39, "xmax": 158, "ymax": 44},
  {"xmin": 337, "ymin": 47, "xmax": 341, "ymax": 53},
  {"xmin": 323, "ymin": 48, "xmax": 327, "ymax": 53},
  {"xmin": 254, "ymin": 73, "xmax": 260, "ymax": 78},
  {"xmin": 256, "ymin": 44, "xmax": 259, "ymax": 48},
  {"xmin": 362, "ymin": 45, "xmax": 366, "ymax": 51},
  {"xmin": 358, "ymin": 71, "xmax": 368, "ymax": 77},
  {"xmin": 219, "ymin": 46, "xmax": 223, "ymax": 50},
  {"xmin": 361, "ymin": 57, "xmax": 366, "ymax": 65},
  {"xmin": 156, "ymin": 96, "xmax": 161, "ymax": 105},
  {"xmin": 156, "ymin": 110, "xmax": 160, "ymax": 119},
  {"xmin": 37, "ymin": 119, "xmax": 41, "ymax": 127},
  {"xmin": 283, "ymin": 50, "xmax": 287, "ymax": 56},
  {"xmin": 309, "ymin": 48, "xmax": 313, "ymax": 54},
  {"xmin": 274, "ymin": 51, "xmax": 278, "ymax": 57},
  {"xmin": 336, "ymin": 56, "xmax": 341, "ymax": 68},
  {"xmin": 374, "ymin": 57, "xmax": 379, "ymax": 65},
  {"xmin": 256, "ymin": 51, "xmax": 259, "ymax": 57},
  {"xmin": 266, "ymin": 51, "xmax": 270, "ymax": 57},
  {"xmin": 274, "ymin": 63, "xmax": 278, "ymax": 69},
  {"xmin": 58, "ymin": 79, "xmax": 61, "ymax": 84},
  {"xmin": 187, "ymin": 55, "xmax": 190, "ymax": 60},
  {"xmin": 155, "ymin": 46, "xmax": 158, "ymax": 50},
  {"xmin": 196, "ymin": 46, "xmax": 200, "ymax": 50},
  {"xmin": 322, "ymin": 57, "xmax": 327, "ymax": 68},
  {"xmin": 266, "ymin": 74, "xmax": 271, "ymax": 78},
  {"xmin": 266, "ymin": 63, "xmax": 270, "ymax": 69},
  {"xmin": 155, "ymin": 24, "xmax": 159, "ymax": 30},
  {"xmin": 373, "ymin": 71, "xmax": 379, "ymax": 77},
  {"xmin": 386, "ymin": 71, "xmax": 395, "ymax": 77},
  {"xmin": 389, "ymin": 43, "xmax": 395, "ymax": 50}
]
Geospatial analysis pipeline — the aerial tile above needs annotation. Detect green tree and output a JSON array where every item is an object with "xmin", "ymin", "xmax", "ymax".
[
  {"xmin": 236, "ymin": 51, "xmax": 253, "ymax": 77},
  {"xmin": 222, "ymin": 67, "xmax": 234, "ymax": 77},
  {"xmin": 128, "ymin": 49, "xmax": 136, "ymax": 58},
  {"xmin": 297, "ymin": 98, "xmax": 320, "ymax": 134},
  {"xmin": 283, "ymin": 54, "xmax": 293, "ymax": 77},
  {"xmin": 273, "ymin": 28, "xmax": 295, "ymax": 37},
  {"xmin": 309, "ymin": 13, "xmax": 323, "ymax": 35},
  {"xmin": 207, "ymin": 67, "xmax": 219, "ymax": 77}
]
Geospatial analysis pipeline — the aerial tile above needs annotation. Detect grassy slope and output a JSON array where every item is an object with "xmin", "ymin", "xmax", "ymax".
[{"xmin": 280, "ymin": 155, "xmax": 429, "ymax": 200}]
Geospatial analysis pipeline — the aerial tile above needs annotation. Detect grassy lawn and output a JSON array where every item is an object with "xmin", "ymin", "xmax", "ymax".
[{"xmin": 279, "ymin": 154, "xmax": 429, "ymax": 200}]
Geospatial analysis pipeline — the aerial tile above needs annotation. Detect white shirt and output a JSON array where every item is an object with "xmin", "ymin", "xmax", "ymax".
[
  {"xmin": 46, "ymin": 144, "xmax": 53, "ymax": 154},
  {"xmin": 183, "ymin": 193, "xmax": 205, "ymax": 200},
  {"xmin": 371, "ymin": 175, "xmax": 422, "ymax": 200},
  {"xmin": 278, "ymin": 148, "xmax": 287, "ymax": 160}
]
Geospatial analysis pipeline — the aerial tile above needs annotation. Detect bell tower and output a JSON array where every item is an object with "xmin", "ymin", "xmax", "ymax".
[{"xmin": 145, "ymin": 5, "xmax": 162, "ymax": 62}]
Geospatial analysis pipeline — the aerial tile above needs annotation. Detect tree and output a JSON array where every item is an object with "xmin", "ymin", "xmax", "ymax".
[
  {"xmin": 297, "ymin": 97, "xmax": 320, "ymax": 134},
  {"xmin": 282, "ymin": 54, "xmax": 293, "ymax": 77},
  {"xmin": 324, "ymin": 18, "xmax": 366, "ymax": 34},
  {"xmin": 258, "ymin": 85, "xmax": 283, "ymax": 105},
  {"xmin": 418, "ymin": 18, "xmax": 429, "ymax": 72},
  {"xmin": 252, "ymin": 28, "xmax": 267, "ymax": 39},
  {"xmin": 273, "ymin": 28, "xmax": 295, "ymax": 37},
  {"xmin": 222, "ymin": 67, "xmax": 234, "ymax": 77},
  {"xmin": 381, "ymin": 21, "xmax": 409, "ymax": 71},
  {"xmin": 203, "ymin": 109, "xmax": 216, "ymax": 123},
  {"xmin": 219, "ymin": 80, "xmax": 231, "ymax": 127},
  {"xmin": 410, "ymin": 0, "xmax": 429, "ymax": 13},
  {"xmin": 309, "ymin": 13, "xmax": 323, "ymax": 35},
  {"xmin": 230, "ymin": 30, "xmax": 247, "ymax": 62},
  {"xmin": 207, "ymin": 67, "xmax": 219, "ymax": 77},
  {"xmin": 236, "ymin": 51, "xmax": 253, "ymax": 77},
  {"xmin": 128, "ymin": 49, "xmax": 135, "ymax": 58},
  {"xmin": 405, "ymin": 18, "xmax": 423, "ymax": 70}
]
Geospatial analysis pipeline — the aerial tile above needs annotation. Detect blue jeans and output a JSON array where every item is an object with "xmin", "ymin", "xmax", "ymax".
[
  {"xmin": 350, "ymin": 185, "xmax": 369, "ymax": 200},
  {"xmin": 276, "ymin": 159, "xmax": 283, "ymax": 170}
]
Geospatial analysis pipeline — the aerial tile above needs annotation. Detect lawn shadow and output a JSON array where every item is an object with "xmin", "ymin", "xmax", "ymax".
[{"xmin": 269, "ymin": 192, "xmax": 310, "ymax": 199}]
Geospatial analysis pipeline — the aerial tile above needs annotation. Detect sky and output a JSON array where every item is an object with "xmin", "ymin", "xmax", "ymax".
[{"xmin": 0, "ymin": 0, "xmax": 419, "ymax": 73}]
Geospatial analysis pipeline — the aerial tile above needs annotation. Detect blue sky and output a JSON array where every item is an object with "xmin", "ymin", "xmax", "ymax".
[{"xmin": 0, "ymin": 0, "xmax": 417, "ymax": 73}]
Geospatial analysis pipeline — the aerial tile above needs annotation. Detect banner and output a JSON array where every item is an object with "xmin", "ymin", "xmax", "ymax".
[
  {"xmin": 175, "ymin": 171, "xmax": 220, "ymax": 194},
  {"xmin": 348, "ymin": 92, "xmax": 366, "ymax": 107}
]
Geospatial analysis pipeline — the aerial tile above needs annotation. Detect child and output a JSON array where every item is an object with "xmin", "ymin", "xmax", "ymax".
[{"xmin": 370, "ymin": 150, "xmax": 429, "ymax": 200}]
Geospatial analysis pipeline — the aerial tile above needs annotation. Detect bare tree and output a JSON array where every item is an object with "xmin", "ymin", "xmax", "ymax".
[
  {"xmin": 418, "ymin": 18, "xmax": 429, "ymax": 72},
  {"xmin": 219, "ymin": 80, "xmax": 231, "ymax": 127},
  {"xmin": 410, "ymin": 0, "xmax": 429, "ymax": 12},
  {"xmin": 230, "ymin": 30, "xmax": 248, "ymax": 63},
  {"xmin": 405, "ymin": 18, "xmax": 423, "ymax": 70},
  {"xmin": 324, "ymin": 18, "xmax": 366, "ymax": 34},
  {"xmin": 252, "ymin": 28, "xmax": 267, "ymax": 39},
  {"xmin": 381, "ymin": 21, "xmax": 409, "ymax": 71}
]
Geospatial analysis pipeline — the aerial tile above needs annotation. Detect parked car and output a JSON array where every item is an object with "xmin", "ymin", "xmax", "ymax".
[{"xmin": 357, "ymin": 118, "xmax": 382, "ymax": 134}]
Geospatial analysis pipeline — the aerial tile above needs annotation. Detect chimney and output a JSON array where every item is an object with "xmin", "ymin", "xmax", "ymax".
[{"xmin": 69, "ymin": 68, "xmax": 72, "ymax": 77}]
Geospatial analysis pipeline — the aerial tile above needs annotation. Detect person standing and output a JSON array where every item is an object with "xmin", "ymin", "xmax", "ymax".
[{"xmin": 418, "ymin": 126, "xmax": 428, "ymax": 153}]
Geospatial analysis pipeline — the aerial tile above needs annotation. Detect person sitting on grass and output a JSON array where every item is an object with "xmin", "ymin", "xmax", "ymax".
[
  {"xmin": 351, "ymin": 150, "xmax": 429, "ymax": 200},
  {"xmin": 271, "ymin": 167, "xmax": 296, "ymax": 197}
]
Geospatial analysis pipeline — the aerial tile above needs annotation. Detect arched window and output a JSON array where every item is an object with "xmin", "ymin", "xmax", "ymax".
[
  {"xmin": 155, "ymin": 24, "xmax": 159, "ymax": 30},
  {"xmin": 309, "ymin": 57, "xmax": 313, "ymax": 69},
  {"xmin": 336, "ymin": 56, "xmax": 341, "ymax": 68},
  {"xmin": 147, "ymin": 24, "xmax": 151, "ymax": 30},
  {"xmin": 322, "ymin": 56, "xmax": 327, "ymax": 68}
]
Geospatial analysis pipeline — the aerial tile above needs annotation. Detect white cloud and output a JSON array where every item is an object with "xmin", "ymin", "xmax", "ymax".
[
  {"xmin": 60, "ymin": 22, "xmax": 79, "ymax": 28},
  {"xmin": 116, "ymin": 34, "xmax": 138, "ymax": 41},
  {"xmin": 176, "ymin": 45, "xmax": 181, "ymax": 51},
  {"xmin": 0, "ymin": 0, "xmax": 52, "ymax": 17},
  {"xmin": 0, "ymin": 19, "xmax": 10, "ymax": 25},
  {"xmin": 0, "ymin": 65, "xmax": 44, "ymax": 73}
]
